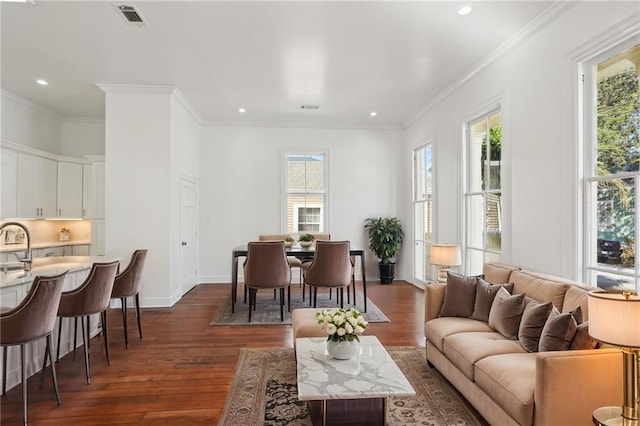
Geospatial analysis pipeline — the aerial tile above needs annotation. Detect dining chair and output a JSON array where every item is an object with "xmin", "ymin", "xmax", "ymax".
[
  {"xmin": 258, "ymin": 234, "xmax": 302, "ymax": 287},
  {"xmin": 244, "ymin": 241, "xmax": 291, "ymax": 322},
  {"xmin": 1, "ymin": 271, "xmax": 68, "ymax": 426},
  {"xmin": 110, "ymin": 249, "xmax": 148, "ymax": 349},
  {"xmin": 56, "ymin": 260, "xmax": 119, "ymax": 384},
  {"xmin": 302, "ymin": 240, "xmax": 353, "ymax": 308}
]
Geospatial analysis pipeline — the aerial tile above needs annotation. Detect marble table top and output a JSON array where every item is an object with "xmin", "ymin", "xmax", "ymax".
[{"xmin": 295, "ymin": 336, "xmax": 416, "ymax": 401}]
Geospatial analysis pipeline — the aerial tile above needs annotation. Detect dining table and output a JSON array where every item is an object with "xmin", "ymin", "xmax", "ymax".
[{"xmin": 231, "ymin": 244, "xmax": 367, "ymax": 313}]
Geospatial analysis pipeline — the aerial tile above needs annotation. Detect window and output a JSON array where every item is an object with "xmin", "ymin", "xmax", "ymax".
[
  {"xmin": 413, "ymin": 143, "xmax": 434, "ymax": 282},
  {"xmin": 285, "ymin": 153, "xmax": 327, "ymax": 233},
  {"xmin": 465, "ymin": 110, "xmax": 502, "ymax": 274},
  {"xmin": 584, "ymin": 43, "xmax": 639, "ymax": 292}
]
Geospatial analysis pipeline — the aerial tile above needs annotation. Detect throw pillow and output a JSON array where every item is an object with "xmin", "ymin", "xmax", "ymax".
[
  {"xmin": 538, "ymin": 307, "xmax": 579, "ymax": 352},
  {"xmin": 569, "ymin": 321, "xmax": 598, "ymax": 350},
  {"xmin": 439, "ymin": 271, "xmax": 478, "ymax": 318},
  {"xmin": 488, "ymin": 287, "xmax": 525, "ymax": 340},
  {"xmin": 470, "ymin": 278, "xmax": 515, "ymax": 322},
  {"xmin": 518, "ymin": 300, "xmax": 554, "ymax": 352}
]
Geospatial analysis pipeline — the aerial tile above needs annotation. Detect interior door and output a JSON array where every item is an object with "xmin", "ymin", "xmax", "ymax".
[{"xmin": 180, "ymin": 177, "xmax": 198, "ymax": 294}]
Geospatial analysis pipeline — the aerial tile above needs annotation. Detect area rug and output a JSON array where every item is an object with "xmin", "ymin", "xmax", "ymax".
[
  {"xmin": 210, "ymin": 285, "xmax": 390, "ymax": 325},
  {"xmin": 218, "ymin": 347, "xmax": 487, "ymax": 426}
]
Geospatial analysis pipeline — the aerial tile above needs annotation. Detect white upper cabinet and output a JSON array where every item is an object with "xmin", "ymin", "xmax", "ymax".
[
  {"xmin": 1, "ymin": 148, "xmax": 18, "ymax": 219},
  {"xmin": 82, "ymin": 161, "xmax": 105, "ymax": 219},
  {"xmin": 17, "ymin": 153, "xmax": 57, "ymax": 218},
  {"xmin": 57, "ymin": 161, "xmax": 83, "ymax": 218}
]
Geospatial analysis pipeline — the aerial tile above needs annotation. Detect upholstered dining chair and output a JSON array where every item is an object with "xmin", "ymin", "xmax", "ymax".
[
  {"xmin": 302, "ymin": 240, "xmax": 353, "ymax": 309},
  {"xmin": 258, "ymin": 234, "xmax": 303, "ymax": 286},
  {"xmin": 243, "ymin": 241, "xmax": 291, "ymax": 322},
  {"xmin": 56, "ymin": 260, "xmax": 119, "ymax": 384},
  {"xmin": 110, "ymin": 249, "xmax": 148, "ymax": 349},
  {"xmin": 1, "ymin": 271, "xmax": 68, "ymax": 425}
]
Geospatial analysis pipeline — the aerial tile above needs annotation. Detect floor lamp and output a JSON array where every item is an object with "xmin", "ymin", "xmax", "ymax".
[
  {"xmin": 430, "ymin": 244, "xmax": 461, "ymax": 283},
  {"xmin": 588, "ymin": 291, "xmax": 640, "ymax": 426}
]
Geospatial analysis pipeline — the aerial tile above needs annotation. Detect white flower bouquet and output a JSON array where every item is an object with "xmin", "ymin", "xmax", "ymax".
[{"xmin": 314, "ymin": 307, "xmax": 368, "ymax": 343}]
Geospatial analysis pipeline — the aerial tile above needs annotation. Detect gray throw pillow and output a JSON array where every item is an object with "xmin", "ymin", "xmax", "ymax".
[
  {"xmin": 439, "ymin": 271, "xmax": 477, "ymax": 318},
  {"xmin": 470, "ymin": 278, "xmax": 515, "ymax": 322},
  {"xmin": 518, "ymin": 300, "xmax": 553, "ymax": 352},
  {"xmin": 569, "ymin": 321, "xmax": 598, "ymax": 350},
  {"xmin": 488, "ymin": 287, "xmax": 525, "ymax": 340},
  {"xmin": 538, "ymin": 307, "xmax": 579, "ymax": 352}
]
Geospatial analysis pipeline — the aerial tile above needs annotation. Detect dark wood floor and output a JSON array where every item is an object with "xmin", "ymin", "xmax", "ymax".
[{"xmin": 0, "ymin": 280, "xmax": 425, "ymax": 425}]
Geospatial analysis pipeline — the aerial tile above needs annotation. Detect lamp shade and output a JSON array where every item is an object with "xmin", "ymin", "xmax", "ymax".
[
  {"xmin": 430, "ymin": 244, "xmax": 462, "ymax": 267},
  {"xmin": 588, "ymin": 291, "xmax": 640, "ymax": 348}
]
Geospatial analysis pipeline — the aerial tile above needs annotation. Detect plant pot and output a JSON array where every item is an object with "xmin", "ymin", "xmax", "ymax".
[
  {"xmin": 379, "ymin": 263, "xmax": 395, "ymax": 284},
  {"xmin": 326, "ymin": 339, "xmax": 360, "ymax": 360}
]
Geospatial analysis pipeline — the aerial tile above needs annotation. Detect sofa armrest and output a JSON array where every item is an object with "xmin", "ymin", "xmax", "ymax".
[
  {"xmin": 424, "ymin": 282, "xmax": 446, "ymax": 323},
  {"xmin": 534, "ymin": 348, "xmax": 622, "ymax": 426}
]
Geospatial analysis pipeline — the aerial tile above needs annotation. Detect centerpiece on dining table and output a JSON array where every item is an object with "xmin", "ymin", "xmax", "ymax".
[{"xmin": 315, "ymin": 307, "xmax": 368, "ymax": 360}]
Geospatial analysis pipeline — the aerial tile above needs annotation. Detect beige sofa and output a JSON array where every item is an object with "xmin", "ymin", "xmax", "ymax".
[{"xmin": 424, "ymin": 263, "xmax": 623, "ymax": 426}]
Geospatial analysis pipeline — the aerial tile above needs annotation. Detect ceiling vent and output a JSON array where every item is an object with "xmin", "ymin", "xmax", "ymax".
[
  {"xmin": 300, "ymin": 105, "xmax": 319, "ymax": 110},
  {"xmin": 113, "ymin": 4, "xmax": 149, "ymax": 28}
]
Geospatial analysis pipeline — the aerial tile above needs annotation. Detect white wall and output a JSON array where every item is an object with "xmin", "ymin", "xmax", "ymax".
[
  {"xmin": 198, "ymin": 125, "xmax": 404, "ymax": 283},
  {"xmin": 60, "ymin": 118, "xmax": 105, "ymax": 157},
  {"xmin": 404, "ymin": 2, "xmax": 637, "ymax": 281},
  {"xmin": 103, "ymin": 88, "xmax": 173, "ymax": 307},
  {"xmin": 1, "ymin": 91, "xmax": 61, "ymax": 153}
]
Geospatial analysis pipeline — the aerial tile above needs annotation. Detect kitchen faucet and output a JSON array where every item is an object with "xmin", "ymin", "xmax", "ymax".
[{"xmin": 0, "ymin": 221, "xmax": 32, "ymax": 272}]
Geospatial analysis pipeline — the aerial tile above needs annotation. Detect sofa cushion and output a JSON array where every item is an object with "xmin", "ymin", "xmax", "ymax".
[
  {"xmin": 439, "ymin": 272, "xmax": 477, "ymax": 318},
  {"xmin": 425, "ymin": 317, "xmax": 493, "ymax": 352},
  {"xmin": 518, "ymin": 300, "xmax": 554, "ymax": 352},
  {"xmin": 510, "ymin": 270, "xmax": 569, "ymax": 311},
  {"xmin": 539, "ymin": 307, "xmax": 578, "ymax": 352},
  {"xmin": 470, "ymin": 278, "xmax": 515, "ymax": 322},
  {"xmin": 569, "ymin": 321, "xmax": 598, "ymax": 350},
  {"xmin": 483, "ymin": 263, "xmax": 518, "ymax": 284},
  {"xmin": 443, "ymin": 331, "xmax": 526, "ymax": 380},
  {"xmin": 475, "ymin": 353, "xmax": 537, "ymax": 426},
  {"xmin": 488, "ymin": 287, "xmax": 525, "ymax": 340}
]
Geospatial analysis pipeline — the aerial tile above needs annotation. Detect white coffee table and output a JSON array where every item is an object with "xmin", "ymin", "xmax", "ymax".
[{"xmin": 296, "ymin": 335, "xmax": 415, "ymax": 426}]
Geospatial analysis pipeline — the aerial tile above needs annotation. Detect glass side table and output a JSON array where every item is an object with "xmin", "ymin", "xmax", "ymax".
[{"xmin": 593, "ymin": 407, "xmax": 638, "ymax": 426}]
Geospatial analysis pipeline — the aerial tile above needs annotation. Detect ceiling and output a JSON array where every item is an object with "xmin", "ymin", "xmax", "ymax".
[{"xmin": 1, "ymin": 1, "xmax": 555, "ymax": 129}]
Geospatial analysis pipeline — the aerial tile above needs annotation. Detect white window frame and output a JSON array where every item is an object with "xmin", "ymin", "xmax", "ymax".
[
  {"xmin": 463, "ymin": 108, "xmax": 503, "ymax": 274},
  {"xmin": 293, "ymin": 204, "xmax": 324, "ymax": 232},
  {"xmin": 283, "ymin": 150, "xmax": 329, "ymax": 233},
  {"xmin": 581, "ymin": 38, "xmax": 640, "ymax": 292},
  {"xmin": 413, "ymin": 142, "xmax": 434, "ymax": 284}
]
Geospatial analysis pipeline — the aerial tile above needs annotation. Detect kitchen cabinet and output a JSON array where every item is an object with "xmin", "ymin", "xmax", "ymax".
[
  {"xmin": 91, "ymin": 220, "xmax": 105, "ymax": 255},
  {"xmin": 57, "ymin": 161, "xmax": 83, "ymax": 218},
  {"xmin": 17, "ymin": 153, "xmax": 57, "ymax": 218},
  {"xmin": 1, "ymin": 148, "xmax": 18, "ymax": 219},
  {"xmin": 82, "ymin": 161, "xmax": 105, "ymax": 219}
]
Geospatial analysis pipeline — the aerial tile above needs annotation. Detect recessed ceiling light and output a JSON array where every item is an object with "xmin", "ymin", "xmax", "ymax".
[
  {"xmin": 370, "ymin": 111, "xmax": 377, "ymax": 117},
  {"xmin": 458, "ymin": 5, "xmax": 473, "ymax": 16},
  {"xmin": 238, "ymin": 107, "xmax": 246, "ymax": 113},
  {"xmin": 36, "ymin": 79, "xmax": 48, "ymax": 86}
]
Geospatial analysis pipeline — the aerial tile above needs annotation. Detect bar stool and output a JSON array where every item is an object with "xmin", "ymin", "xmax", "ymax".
[
  {"xmin": 110, "ymin": 249, "xmax": 148, "ymax": 349},
  {"xmin": 56, "ymin": 261, "xmax": 119, "ymax": 384},
  {"xmin": 1, "ymin": 271, "xmax": 68, "ymax": 426}
]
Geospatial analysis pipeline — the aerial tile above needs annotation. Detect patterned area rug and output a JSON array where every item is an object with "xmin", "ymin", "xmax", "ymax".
[
  {"xmin": 210, "ymin": 284, "xmax": 390, "ymax": 325},
  {"xmin": 218, "ymin": 347, "xmax": 487, "ymax": 426}
]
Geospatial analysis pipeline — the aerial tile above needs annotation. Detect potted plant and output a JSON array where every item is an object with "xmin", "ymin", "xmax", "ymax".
[
  {"xmin": 298, "ymin": 233, "xmax": 315, "ymax": 247},
  {"xmin": 364, "ymin": 217, "xmax": 404, "ymax": 284}
]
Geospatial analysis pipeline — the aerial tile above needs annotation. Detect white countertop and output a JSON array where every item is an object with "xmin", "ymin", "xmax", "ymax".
[
  {"xmin": 295, "ymin": 336, "xmax": 415, "ymax": 401},
  {"xmin": 0, "ymin": 255, "xmax": 114, "ymax": 288}
]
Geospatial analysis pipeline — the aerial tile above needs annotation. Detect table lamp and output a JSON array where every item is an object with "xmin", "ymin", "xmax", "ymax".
[
  {"xmin": 430, "ymin": 244, "xmax": 461, "ymax": 283},
  {"xmin": 588, "ymin": 291, "xmax": 640, "ymax": 425}
]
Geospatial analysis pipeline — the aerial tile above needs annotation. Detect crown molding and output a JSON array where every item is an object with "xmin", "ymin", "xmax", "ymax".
[
  {"xmin": 171, "ymin": 87, "xmax": 203, "ymax": 125},
  {"xmin": 1, "ymin": 90, "xmax": 61, "ymax": 121},
  {"xmin": 404, "ymin": 1, "xmax": 575, "ymax": 128}
]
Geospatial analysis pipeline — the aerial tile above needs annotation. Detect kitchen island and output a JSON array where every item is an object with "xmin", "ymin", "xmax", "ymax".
[{"xmin": 0, "ymin": 255, "xmax": 119, "ymax": 392}]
